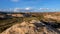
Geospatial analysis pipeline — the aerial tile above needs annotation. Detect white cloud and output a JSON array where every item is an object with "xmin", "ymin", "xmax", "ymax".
[
  {"xmin": 14, "ymin": 8, "xmax": 21, "ymax": 12},
  {"xmin": 39, "ymin": 8, "xmax": 49, "ymax": 10},
  {"xmin": 25, "ymin": 8, "xmax": 30, "ymax": 10},
  {"xmin": 11, "ymin": 0, "xmax": 19, "ymax": 2},
  {"xmin": 25, "ymin": 7, "xmax": 32, "ymax": 10}
]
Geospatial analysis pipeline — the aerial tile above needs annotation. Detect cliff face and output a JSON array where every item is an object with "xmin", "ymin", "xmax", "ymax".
[{"xmin": 1, "ymin": 20, "xmax": 59, "ymax": 34}]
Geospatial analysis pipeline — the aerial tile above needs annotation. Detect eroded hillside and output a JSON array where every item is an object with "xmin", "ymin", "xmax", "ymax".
[
  {"xmin": 0, "ymin": 12, "xmax": 60, "ymax": 34},
  {"xmin": 1, "ymin": 20, "xmax": 60, "ymax": 34}
]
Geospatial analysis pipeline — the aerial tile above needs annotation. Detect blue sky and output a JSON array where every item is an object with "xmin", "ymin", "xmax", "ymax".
[{"xmin": 0, "ymin": 0, "xmax": 60, "ymax": 12}]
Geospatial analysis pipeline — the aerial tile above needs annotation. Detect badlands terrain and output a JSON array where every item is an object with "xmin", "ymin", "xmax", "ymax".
[{"xmin": 0, "ymin": 12, "xmax": 60, "ymax": 34}]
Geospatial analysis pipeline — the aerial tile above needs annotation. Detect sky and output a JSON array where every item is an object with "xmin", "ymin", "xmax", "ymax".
[{"xmin": 0, "ymin": 0, "xmax": 60, "ymax": 12}]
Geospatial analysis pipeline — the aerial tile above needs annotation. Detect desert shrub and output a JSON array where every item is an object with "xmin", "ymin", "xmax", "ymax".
[
  {"xmin": 37, "ymin": 14, "xmax": 44, "ymax": 21},
  {"xmin": 23, "ymin": 17, "xmax": 39, "ymax": 22}
]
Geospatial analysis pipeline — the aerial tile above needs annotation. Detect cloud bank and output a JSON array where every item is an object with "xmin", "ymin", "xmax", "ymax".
[{"xmin": 0, "ymin": 8, "xmax": 60, "ymax": 12}]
